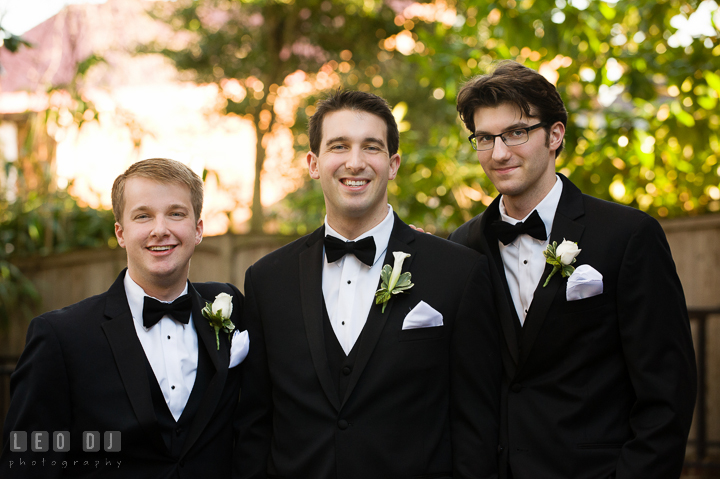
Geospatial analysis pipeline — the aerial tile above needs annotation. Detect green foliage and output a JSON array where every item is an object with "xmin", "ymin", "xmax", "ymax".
[
  {"xmin": 0, "ymin": 25, "xmax": 32, "ymax": 53},
  {"xmin": 0, "ymin": 187, "xmax": 117, "ymax": 259},
  {"xmin": 0, "ymin": 24, "xmax": 113, "ymax": 326},
  {"xmin": 0, "ymin": 58, "xmax": 111, "ymax": 325},
  {"xmin": 0, "ymin": 187, "xmax": 117, "ymax": 325},
  {"xmin": 147, "ymin": 0, "xmax": 719, "ymax": 233},
  {"xmin": 389, "ymin": 0, "xmax": 720, "ymax": 229},
  {"xmin": 144, "ymin": 0, "xmax": 404, "ymax": 231}
]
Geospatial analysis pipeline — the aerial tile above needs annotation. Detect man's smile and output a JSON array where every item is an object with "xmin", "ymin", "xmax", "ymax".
[
  {"xmin": 341, "ymin": 179, "xmax": 370, "ymax": 187},
  {"xmin": 147, "ymin": 245, "xmax": 177, "ymax": 253}
]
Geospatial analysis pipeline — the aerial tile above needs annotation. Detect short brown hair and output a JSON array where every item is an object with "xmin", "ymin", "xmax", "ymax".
[
  {"xmin": 308, "ymin": 89, "xmax": 399, "ymax": 156},
  {"xmin": 457, "ymin": 61, "xmax": 568, "ymax": 157},
  {"xmin": 111, "ymin": 158, "xmax": 203, "ymax": 223}
]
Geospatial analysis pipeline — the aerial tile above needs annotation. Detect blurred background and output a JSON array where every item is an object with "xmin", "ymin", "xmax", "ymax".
[{"xmin": 0, "ymin": 0, "xmax": 719, "ymax": 474}]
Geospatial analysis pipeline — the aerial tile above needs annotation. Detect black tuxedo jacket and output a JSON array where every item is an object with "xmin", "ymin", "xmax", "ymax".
[
  {"xmin": 234, "ymin": 215, "xmax": 501, "ymax": 479},
  {"xmin": 1, "ymin": 270, "xmax": 243, "ymax": 479},
  {"xmin": 449, "ymin": 174, "xmax": 696, "ymax": 479}
]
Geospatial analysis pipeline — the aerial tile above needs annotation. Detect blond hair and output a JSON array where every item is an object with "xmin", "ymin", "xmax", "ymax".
[{"xmin": 111, "ymin": 158, "xmax": 203, "ymax": 223}]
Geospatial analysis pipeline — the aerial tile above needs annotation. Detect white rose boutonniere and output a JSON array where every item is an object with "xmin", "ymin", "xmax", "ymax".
[
  {"xmin": 543, "ymin": 239, "xmax": 581, "ymax": 287},
  {"xmin": 375, "ymin": 252, "xmax": 414, "ymax": 313},
  {"xmin": 201, "ymin": 292, "xmax": 236, "ymax": 350}
]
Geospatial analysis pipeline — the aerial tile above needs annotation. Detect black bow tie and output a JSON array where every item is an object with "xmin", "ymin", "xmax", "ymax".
[
  {"xmin": 490, "ymin": 210, "xmax": 547, "ymax": 246},
  {"xmin": 143, "ymin": 294, "xmax": 192, "ymax": 329},
  {"xmin": 324, "ymin": 235, "xmax": 376, "ymax": 267}
]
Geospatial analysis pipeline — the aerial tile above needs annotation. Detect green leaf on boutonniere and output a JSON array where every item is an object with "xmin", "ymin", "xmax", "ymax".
[
  {"xmin": 201, "ymin": 292, "xmax": 236, "ymax": 350},
  {"xmin": 375, "ymin": 252, "xmax": 414, "ymax": 313},
  {"xmin": 542, "ymin": 239, "xmax": 581, "ymax": 287}
]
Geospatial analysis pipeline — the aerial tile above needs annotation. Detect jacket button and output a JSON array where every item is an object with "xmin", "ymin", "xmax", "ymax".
[
  {"xmin": 179, "ymin": 459, "xmax": 185, "ymax": 467},
  {"xmin": 175, "ymin": 427, "xmax": 183, "ymax": 437},
  {"xmin": 511, "ymin": 383, "xmax": 522, "ymax": 393},
  {"xmin": 342, "ymin": 366, "xmax": 352, "ymax": 375},
  {"xmin": 497, "ymin": 445, "xmax": 504, "ymax": 454},
  {"xmin": 337, "ymin": 419, "xmax": 349, "ymax": 430}
]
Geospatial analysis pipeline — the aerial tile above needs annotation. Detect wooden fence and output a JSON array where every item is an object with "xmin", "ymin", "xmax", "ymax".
[
  {"xmin": 2, "ymin": 215, "xmax": 720, "ymax": 472},
  {"xmin": 662, "ymin": 214, "xmax": 720, "ymax": 474}
]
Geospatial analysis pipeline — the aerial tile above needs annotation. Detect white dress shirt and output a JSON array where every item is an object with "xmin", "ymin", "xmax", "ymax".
[
  {"xmin": 124, "ymin": 273, "xmax": 198, "ymax": 421},
  {"xmin": 498, "ymin": 176, "xmax": 563, "ymax": 326},
  {"xmin": 322, "ymin": 205, "xmax": 395, "ymax": 355}
]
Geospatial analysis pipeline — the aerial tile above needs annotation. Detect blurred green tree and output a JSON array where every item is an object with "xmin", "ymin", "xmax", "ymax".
[
  {"xmin": 390, "ymin": 0, "xmax": 720, "ymax": 233},
  {"xmin": 144, "ymin": 0, "xmax": 404, "ymax": 232},
  {"xmin": 146, "ymin": 0, "xmax": 719, "ymax": 234},
  {"xmin": 0, "ymin": 34, "xmax": 115, "ymax": 326}
]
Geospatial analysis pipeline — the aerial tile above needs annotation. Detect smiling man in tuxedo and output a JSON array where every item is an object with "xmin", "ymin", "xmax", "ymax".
[
  {"xmin": 1, "ymin": 158, "xmax": 248, "ymax": 478},
  {"xmin": 235, "ymin": 90, "xmax": 501, "ymax": 479},
  {"xmin": 449, "ymin": 61, "xmax": 697, "ymax": 479}
]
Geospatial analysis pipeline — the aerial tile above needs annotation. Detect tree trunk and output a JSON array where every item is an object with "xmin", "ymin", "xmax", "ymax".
[
  {"xmin": 248, "ymin": 3, "xmax": 294, "ymax": 233},
  {"xmin": 250, "ymin": 121, "xmax": 265, "ymax": 233}
]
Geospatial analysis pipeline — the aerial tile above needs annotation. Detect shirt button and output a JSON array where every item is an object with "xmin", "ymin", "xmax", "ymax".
[
  {"xmin": 171, "ymin": 385, "xmax": 175, "ymax": 390},
  {"xmin": 337, "ymin": 419, "xmax": 349, "ymax": 430},
  {"xmin": 347, "ymin": 280, "xmax": 351, "ymax": 284},
  {"xmin": 342, "ymin": 321, "xmax": 345, "ymax": 325},
  {"xmin": 523, "ymin": 260, "xmax": 528, "ymax": 264},
  {"xmin": 167, "ymin": 335, "xmax": 171, "ymax": 340}
]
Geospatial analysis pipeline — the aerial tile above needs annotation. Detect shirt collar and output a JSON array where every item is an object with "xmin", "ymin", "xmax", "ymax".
[
  {"xmin": 124, "ymin": 271, "xmax": 190, "ymax": 326},
  {"xmin": 498, "ymin": 175, "xmax": 563, "ymax": 243},
  {"xmin": 324, "ymin": 204, "xmax": 395, "ymax": 267}
]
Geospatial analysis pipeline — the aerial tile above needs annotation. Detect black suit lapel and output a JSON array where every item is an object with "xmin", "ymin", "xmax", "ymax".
[
  {"xmin": 180, "ymin": 283, "xmax": 230, "ymax": 458},
  {"xmin": 100, "ymin": 270, "xmax": 169, "ymax": 455},
  {"xmin": 475, "ymin": 199, "xmax": 521, "ymax": 368},
  {"xmin": 299, "ymin": 226, "xmax": 342, "ymax": 412},
  {"xmin": 341, "ymin": 214, "xmax": 416, "ymax": 409},
  {"xmin": 518, "ymin": 175, "xmax": 586, "ymax": 369}
]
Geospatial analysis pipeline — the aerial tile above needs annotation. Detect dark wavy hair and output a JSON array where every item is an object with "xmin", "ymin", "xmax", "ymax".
[{"xmin": 457, "ymin": 61, "xmax": 568, "ymax": 157}]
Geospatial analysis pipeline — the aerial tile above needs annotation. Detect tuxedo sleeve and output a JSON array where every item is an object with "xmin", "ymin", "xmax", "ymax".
[
  {"xmin": 451, "ymin": 255, "xmax": 502, "ymax": 479},
  {"xmin": 233, "ymin": 266, "xmax": 272, "ymax": 479},
  {"xmin": 1, "ymin": 316, "xmax": 70, "ymax": 479},
  {"xmin": 614, "ymin": 215, "xmax": 696, "ymax": 479}
]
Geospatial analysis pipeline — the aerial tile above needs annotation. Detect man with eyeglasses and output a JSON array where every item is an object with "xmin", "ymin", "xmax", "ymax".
[{"xmin": 449, "ymin": 60, "xmax": 696, "ymax": 479}]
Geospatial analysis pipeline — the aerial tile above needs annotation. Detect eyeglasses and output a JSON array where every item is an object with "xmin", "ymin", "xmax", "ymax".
[{"xmin": 468, "ymin": 123, "xmax": 547, "ymax": 151}]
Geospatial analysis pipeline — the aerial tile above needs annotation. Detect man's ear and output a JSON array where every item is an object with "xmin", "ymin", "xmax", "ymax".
[
  {"xmin": 115, "ymin": 222, "xmax": 126, "ymax": 249},
  {"xmin": 388, "ymin": 153, "xmax": 401, "ymax": 181},
  {"xmin": 549, "ymin": 121, "xmax": 565, "ymax": 153},
  {"xmin": 307, "ymin": 151, "xmax": 320, "ymax": 180},
  {"xmin": 195, "ymin": 218, "xmax": 203, "ymax": 245}
]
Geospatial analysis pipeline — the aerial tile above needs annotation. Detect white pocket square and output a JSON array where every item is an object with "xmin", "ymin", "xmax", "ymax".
[
  {"xmin": 402, "ymin": 301, "xmax": 443, "ymax": 330},
  {"xmin": 229, "ymin": 329, "xmax": 249, "ymax": 368},
  {"xmin": 566, "ymin": 264, "xmax": 603, "ymax": 301}
]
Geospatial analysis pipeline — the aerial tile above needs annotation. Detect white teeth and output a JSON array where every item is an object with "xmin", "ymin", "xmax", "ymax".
[
  {"xmin": 149, "ymin": 246, "xmax": 173, "ymax": 251},
  {"xmin": 344, "ymin": 179, "xmax": 368, "ymax": 187}
]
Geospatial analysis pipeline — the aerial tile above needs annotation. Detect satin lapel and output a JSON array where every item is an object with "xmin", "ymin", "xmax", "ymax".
[
  {"xmin": 100, "ymin": 270, "xmax": 168, "ymax": 455},
  {"xmin": 341, "ymin": 215, "xmax": 416, "ymax": 409},
  {"xmin": 475, "ymin": 199, "xmax": 520, "ymax": 367},
  {"xmin": 300, "ymin": 226, "xmax": 341, "ymax": 412},
  {"xmin": 518, "ymin": 175, "xmax": 586, "ymax": 369},
  {"xmin": 180, "ymin": 283, "xmax": 230, "ymax": 457}
]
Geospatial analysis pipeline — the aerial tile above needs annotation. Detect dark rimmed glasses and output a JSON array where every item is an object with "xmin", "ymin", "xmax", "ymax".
[{"xmin": 469, "ymin": 122, "xmax": 547, "ymax": 151}]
